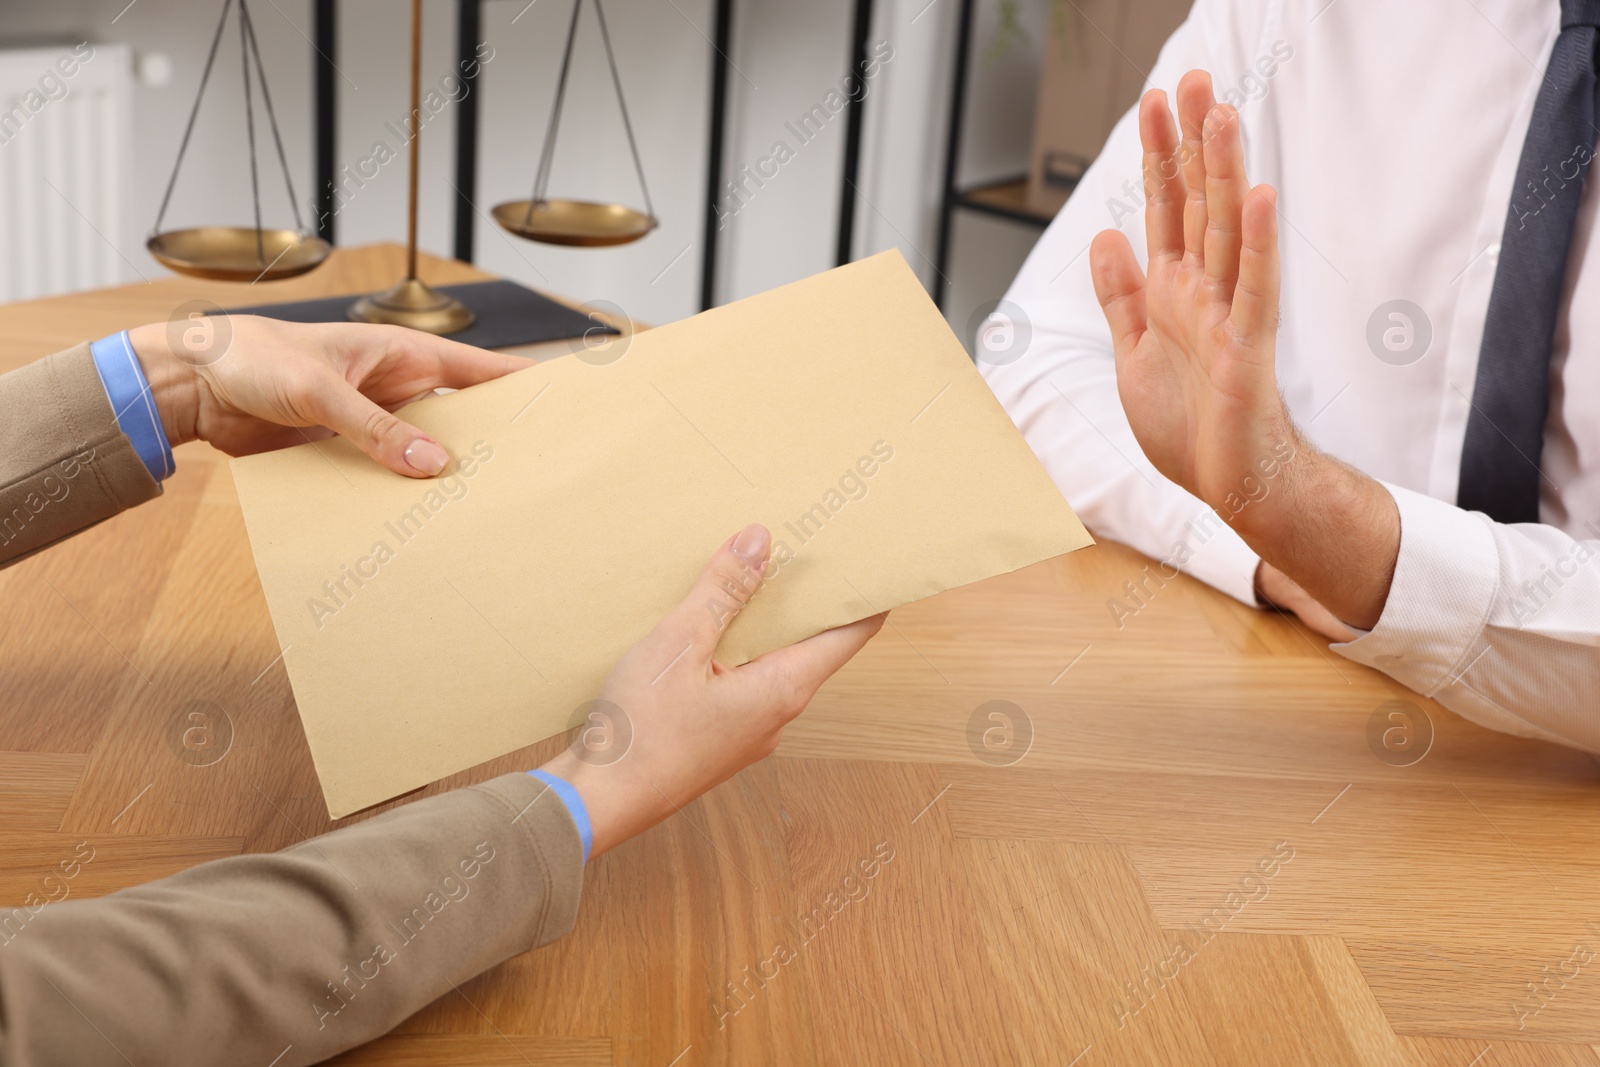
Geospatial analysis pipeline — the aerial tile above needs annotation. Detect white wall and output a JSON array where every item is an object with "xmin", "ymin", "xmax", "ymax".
[
  {"xmin": 0, "ymin": 0, "xmax": 1050, "ymax": 343},
  {"xmin": 0, "ymin": 0, "xmax": 316, "ymax": 286}
]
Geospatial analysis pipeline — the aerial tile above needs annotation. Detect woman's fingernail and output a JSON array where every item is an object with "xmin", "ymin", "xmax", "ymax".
[
  {"xmin": 404, "ymin": 438, "xmax": 449, "ymax": 476},
  {"xmin": 731, "ymin": 523, "xmax": 771, "ymax": 573}
]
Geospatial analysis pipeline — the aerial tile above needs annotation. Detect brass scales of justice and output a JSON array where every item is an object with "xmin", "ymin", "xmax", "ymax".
[{"xmin": 146, "ymin": 0, "xmax": 657, "ymax": 335}]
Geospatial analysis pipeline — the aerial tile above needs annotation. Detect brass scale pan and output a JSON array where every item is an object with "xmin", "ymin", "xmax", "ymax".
[
  {"xmin": 491, "ymin": 200, "xmax": 655, "ymax": 247},
  {"xmin": 145, "ymin": 0, "xmax": 328, "ymax": 281},
  {"xmin": 148, "ymin": 226, "xmax": 330, "ymax": 282},
  {"xmin": 489, "ymin": 0, "xmax": 657, "ymax": 250}
]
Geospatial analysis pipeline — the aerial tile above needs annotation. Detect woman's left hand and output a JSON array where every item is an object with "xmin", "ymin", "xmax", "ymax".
[{"xmin": 128, "ymin": 315, "xmax": 525, "ymax": 478}]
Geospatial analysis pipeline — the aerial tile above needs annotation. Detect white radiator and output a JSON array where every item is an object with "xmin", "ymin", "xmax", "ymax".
[{"xmin": 0, "ymin": 42, "xmax": 132, "ymax": 302}]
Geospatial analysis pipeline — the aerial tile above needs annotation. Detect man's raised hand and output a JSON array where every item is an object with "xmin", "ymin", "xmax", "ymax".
[{"xmin": 1088, "ymin": 69, "xmax": 1296, "ymax": 534}]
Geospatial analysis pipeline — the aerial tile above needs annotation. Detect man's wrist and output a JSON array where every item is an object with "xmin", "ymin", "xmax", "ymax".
[
  {"xmin": 127, "ymin": 322, "xmax": 200, "ymax": 450},
  {"xmin": 1232, "ymin": 442, "xmax": 1399, "ymax": 630},
  {"xmin": 1239, "ymin": 442, "xmax": 1355, "ymax": 551},
  {"xmin": 1210, "ymin": 417, "xmax": 1309, "ymax": 545}
]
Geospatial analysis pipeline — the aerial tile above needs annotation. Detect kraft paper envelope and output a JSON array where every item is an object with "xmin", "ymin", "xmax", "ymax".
[{"xmin": 232, "ymin": 250, "xmax": 1093, "ymax": 818}]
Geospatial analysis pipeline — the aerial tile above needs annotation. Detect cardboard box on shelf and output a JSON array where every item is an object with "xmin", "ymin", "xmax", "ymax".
[{"xmin": 1025, "ymin": 0, "xmax": 1194, "ymax": 218}]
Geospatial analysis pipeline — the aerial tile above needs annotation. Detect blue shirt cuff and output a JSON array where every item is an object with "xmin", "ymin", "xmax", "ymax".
[
  {"xmin": 89, "ymin": 331, "xmax": 174, "ymax": 482},
  {"xmin": 527, "ymin": 769, "xmax": 592, "ymax": 863}
]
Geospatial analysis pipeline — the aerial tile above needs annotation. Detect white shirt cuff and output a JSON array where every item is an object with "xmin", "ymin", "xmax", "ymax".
[{"xmin": 1332, "ymin": 482, "xmax": 1498, "ymax": 698}]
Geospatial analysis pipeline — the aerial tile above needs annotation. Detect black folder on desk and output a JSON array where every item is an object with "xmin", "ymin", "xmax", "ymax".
[{"xmin": 219, "ymin": 279, "xmax": 616, "ymax": 351}]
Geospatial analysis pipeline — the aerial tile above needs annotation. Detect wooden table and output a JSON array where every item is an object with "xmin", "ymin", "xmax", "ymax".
[{"xmin": 3, "ymin": 245, "xmax": 1598, "ymax": 1067}]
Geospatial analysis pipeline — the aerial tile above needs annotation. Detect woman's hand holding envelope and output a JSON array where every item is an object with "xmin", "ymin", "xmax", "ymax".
[
  {"xmin": 119, "ymin": 308, "xmax": 890, "ymax": 830},
  {"xmin": 128, "ymin": 316, "xmax": 525, "ymax": 479},
  {"xmin": 538, "ymin": 522, "xmax": 886, "ymax": 858}
]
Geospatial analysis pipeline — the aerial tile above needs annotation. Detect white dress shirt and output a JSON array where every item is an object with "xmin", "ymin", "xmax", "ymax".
[{"xmin": 982, "ymin": 0, "xmax": 1600, "ymax": 750}]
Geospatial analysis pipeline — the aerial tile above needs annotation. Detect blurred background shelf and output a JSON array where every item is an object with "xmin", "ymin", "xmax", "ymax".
[{"xmin": 952, "ymin": 175, "xmax": 1061, "ymax": 229}]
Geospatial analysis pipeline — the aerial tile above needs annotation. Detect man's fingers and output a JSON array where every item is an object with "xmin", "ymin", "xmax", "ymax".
[
  {"xmin": 1090, "ymin": 229, "xmax": 1149, "ymax": 357},
  {"xmin": 1202, "ymin": 104, "xmax": 1249, "ymax": 297},
  {"xmin": 1289, "ymin": 596, "xmax": 1359, "ymax": 644},
  {"xmin": 1256, "ymin": 562, "xmax": 1358, "ymax": 643},
  {"xmin": 728, "ymin": 612, "xmax": 887, "ymax": 719},
  {"xmin": 1231, "ymin": 185, "xmax": 1281, "ymax": 344},
  {"xmin": 1176, "ymin": 70, "xmax": 1216, "ymax": 261},
  {"xmin": 662, "ymin": 524, "xmax": 772, "ymax": 661},
  {"xmin": 1138, "ymin": 90, "xmax": 1185, "ymax": 264},
  {"xmin": 299, "ymin": 370, "xmax": 451, "ymax": 477}
]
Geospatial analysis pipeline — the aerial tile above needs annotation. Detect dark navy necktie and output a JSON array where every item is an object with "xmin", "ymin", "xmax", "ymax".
[{"xmin": 1459, "ymin": 0, "xmax": 1600, "ymax": 524}]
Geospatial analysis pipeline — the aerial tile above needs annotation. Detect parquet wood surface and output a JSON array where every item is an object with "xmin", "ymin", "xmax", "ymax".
[{"xmin": 2, "ymin": 246, "xmax": 1596, "ymax": 1065}]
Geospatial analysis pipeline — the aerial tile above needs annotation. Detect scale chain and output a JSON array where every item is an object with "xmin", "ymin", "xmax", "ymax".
[
  {"xmin": 238, "ymin": 0, "xmax": 264, "ymax": 263},
  {"xmin": 152, "ymin": 0, "xmax": 305, "ymax": 257},
  {"xmin": 526, "ymin": 0, "xmax": 585, "ymax": 223},
  {"xmin": 592, "ymin": 0, "xmax": 654, "ymax": 220},
  {"xmin": 525, "ymin": 0, "xmax": 654, "ymax": 225},
  {"xmin": 241, "ymin": 0, "xmax": 306, "ymax": 235},
  {"xmin": 152, "ymin": 0, "xmax": 235, "ymax": 234}
]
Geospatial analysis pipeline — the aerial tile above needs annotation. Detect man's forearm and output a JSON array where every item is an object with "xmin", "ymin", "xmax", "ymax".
[{"xmin": 1234, "ymin": 431, "xmax": 1400, "ymax": 631}]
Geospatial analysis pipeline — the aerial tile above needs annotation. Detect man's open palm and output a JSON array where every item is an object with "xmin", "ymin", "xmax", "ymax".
[{"xmin": 1088, "ymin": 70, "xmax": 1291, "ymax": 520}]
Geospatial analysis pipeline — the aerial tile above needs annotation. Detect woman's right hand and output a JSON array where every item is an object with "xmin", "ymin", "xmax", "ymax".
[{"xmin": 537, "ymin": 523, "xmax": 886, "ymax": 857}]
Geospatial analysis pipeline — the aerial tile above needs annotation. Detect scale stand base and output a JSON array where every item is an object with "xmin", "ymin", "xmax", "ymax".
[{"xmin": 347, "ymin": 277, "xmax": 476, "ymax": 335}]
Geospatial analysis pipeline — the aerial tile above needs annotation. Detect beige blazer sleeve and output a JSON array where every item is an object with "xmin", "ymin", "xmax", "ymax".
[
  {"xmin": 0, "ymin": 342, "xmax": 163, "ymax": 568},
  {"xmin": 0, "ymin": 772, "xmax": 585, "ymax": 1067},
  {"xmin": 0, "ymin": 344, "xmax": 588, "ymax": 1065}
]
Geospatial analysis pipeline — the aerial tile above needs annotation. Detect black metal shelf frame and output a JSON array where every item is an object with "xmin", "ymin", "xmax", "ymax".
[{"xmin": 931, "ymin": 0, "xmax": 1067, "ymax": 311}]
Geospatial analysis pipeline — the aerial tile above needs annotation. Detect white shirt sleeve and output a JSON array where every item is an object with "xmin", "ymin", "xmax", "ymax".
[
  {"xmin": 1336, "ymin": 485, "xmax": 1600, "ymax": 752},
  {"xmin": 980, "ymin": 0, "xmax": 1277, "ymax": 608}
]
